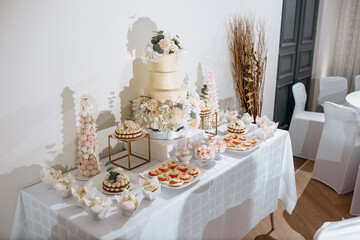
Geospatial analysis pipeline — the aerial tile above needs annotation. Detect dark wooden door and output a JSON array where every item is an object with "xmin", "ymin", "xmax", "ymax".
[{"xmin": 274, "ymin": 0, "xmax": 319, "ymax": 129}]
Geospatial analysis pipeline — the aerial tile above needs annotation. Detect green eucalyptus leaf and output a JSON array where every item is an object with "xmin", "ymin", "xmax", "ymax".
[
  {"xmin": 190, "ymin": 111, "xmax": 196, "ymax": 119},
  {"xmin": 158, "ymin": 35, "xmax": 164, "ymax": 40},
  {"xmin": 157, "ymin": 49, "xmax": 164, "ymax": 54},
  {"xmin": 151, "ymin": 39, "xmax": 158, "ymax": 44},
  {"xmin": 105, "ymin": 161, "xmax": 111, "ymax": 166},
  {"xmin": 158, "ymin": 30, "xmax": 164, "ymax": 34},
  {"xmin": 152, "ymin": 128, "xmax": 160, "ymax": 132},
  {"xmin": 106, "ymin": 167, "xmax": 114, "ymax": 172},
  {"xmin": 153, "ymin": 43, "xmax": 160, "ymax": 51},
  {"xmin": 174, "ymin": 103, "xmax": 183, "ymax": 109},
  {"xmin": 176, "ymin": 126, "xmax": 184, "ymax": 132}
]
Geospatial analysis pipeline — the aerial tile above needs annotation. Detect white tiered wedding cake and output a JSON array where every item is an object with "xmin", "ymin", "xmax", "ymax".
[{"xmin": 144, "ymin": 54, "xmax": 187, "ymax": 103}]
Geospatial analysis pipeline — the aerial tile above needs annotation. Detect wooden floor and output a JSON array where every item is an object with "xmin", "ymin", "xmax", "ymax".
[{"xmin": 243, "ymin": 157, "xmax": 354, "ymax": 240}]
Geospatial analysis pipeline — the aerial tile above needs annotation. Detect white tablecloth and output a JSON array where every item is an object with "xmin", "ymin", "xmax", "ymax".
[{"xmin": 11, "ymin": 130, "xmax": 297, "ymax": 240}]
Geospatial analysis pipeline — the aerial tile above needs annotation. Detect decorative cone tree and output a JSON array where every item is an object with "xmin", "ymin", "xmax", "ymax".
[{"xmin": 77, "ymin": 95, "xmax": 101, "ymax": 177}]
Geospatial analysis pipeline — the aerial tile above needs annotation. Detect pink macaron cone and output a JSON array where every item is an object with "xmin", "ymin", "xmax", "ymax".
[
  {"xmin": 85, "ymin": 116, "xmax": 92, "ymax": 123},
  {"xmin": 84, "ymin": 141, "xmax": 91, "ymax": 148},
  {"xmin": 89, "ymin": 159, "xmax": 96, "ymax": 165},
  {"xmin": 83, "ymin": 159, "xmax": 90, "ymax": 166},
  {"xmin": 83, "ymin": 129, "xmax": 90, "ymax": 135},
  {"xmin": 87, "ymin": 165, "xmax": 94, "ymax": 171}
]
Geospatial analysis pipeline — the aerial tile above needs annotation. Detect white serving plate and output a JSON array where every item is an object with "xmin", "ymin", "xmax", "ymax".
[
  {"xmin": 139, "ymin": 159, "xmax": 206, "ymax": 189},
  {"xmin": 218, "ymin": 123, "xmax": 256, "ymax": 136},
  {"xmin": 221, "ymin": 134, "xmax": 263, "ymax": 153}
]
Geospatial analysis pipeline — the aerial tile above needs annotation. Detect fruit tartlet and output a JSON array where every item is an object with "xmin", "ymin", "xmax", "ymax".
[
  {"xmin": 239, "ymin": 136, "xmax": 247, "ymax": 141},
  {"xmin": 232, "ymin": 139, "xmax": 242, "ymax": 145},
  {"xmin": 168, "ymin": 161, "xmax": 178, "ymax": 169},
  {"xmin": 250, "ymin": 138, "xmax": 257, "ymax": 145},
  {"xmin": 169, "ymin": 169, "xmax": 180, "ymax": 178},
  {"xmin": 177, "ymin": 164, "xmax": 188, "ymax": 173},
  {"xmin": 188, "ymin": 168, "xmax": 199, "ymax": 177},
  {"xmin": 179, "ymin": 173, "xmax": 192, "ymax": 182},
  {"xmin": 168, "ymin": 178, "xmax": 183, "ymax": 187},
  {"xmin": 159, "ymin": 164, "xmax": 170, "ymax": 173},
  {"xmin": 148, "ymin": 169, "xmax": 161, "ymax": 177},
  {"xmin": 157, "ymin": 173, "xmax": 169, "ymax": 183}
]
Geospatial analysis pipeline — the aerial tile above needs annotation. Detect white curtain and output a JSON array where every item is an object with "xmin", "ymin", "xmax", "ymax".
[{"xmin": 331, "ymin": 0, "xmax": 360, "ymax": 92}]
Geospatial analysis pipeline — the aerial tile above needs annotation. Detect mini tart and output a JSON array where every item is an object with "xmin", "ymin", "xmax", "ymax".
[
  {"xmin": 228, "ymin": 142, "xmax": 236, "ymax": 148},
  {"xmin": 168, "ymin": 161, "xmax": 177, "ymax": 169},
  {"xmin": 102, "ymin": 175, "xmax": 131, "ymax": 193},
  {"xmin": 188, "ymin": 168, "xmax": 199, "ymax": 177},
  {"xmin": 148, "ymin": 169, "xmax": 160, "ymax": 177},
  {"xmin": 232, "ymin": 139, "xmax": 242, "ymax": 145},
  {"xmin": 241, "ymin": 142, "xmax": 251, "ymax": 148},
  {"xmin": 169, "ymin": 170, "xmax": 180, "ymax": 178},
  {"xmin": 227, "ymin": 127, "xmax": 245, "ymax": 134},
  {"xmin": 168, "ymin": 178, "xmax": 183, "ymax": 187},
  {"xmin": 239, "ymin": 136, "xmax": 247, "ymax": 141},
  {"xmin": 224, "ymin": 136, "xmax": 232, "ymax": 142},
  {"xmin": 230, "ymin": 134, "xmax": 238, "ymax": 139},
  {"xmin": 180, "ymin": 173, "xmax": 192, "ymax": 182},
  {"xmin": 177, "ymin": 164, "xmax": 188, "ymax": 173},
  {"xmin": 159, "ymin": 164, "xmax": 170, "ymax": 173},
  {"xmin": 250, "ymin": 138, "xmax": 257, "ymax": 144},
  {"xmin": 157, "ymin": 173, "xmax": 169, "ymax": 182}
]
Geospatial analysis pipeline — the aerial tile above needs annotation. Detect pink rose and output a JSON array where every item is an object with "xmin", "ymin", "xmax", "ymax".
[
  {"xmin": 147, "ymin": 99, "xmax": 160, "ymax": 112},
  {"xmin": 171, "ymin": 108, "xmax": 184, "ymax": 121},
  {"xmin": 85, "ymin": 116, "xmax": 91, "ymax": 123},
  {"xmin": 116, "ymin": 175, "xmax": 123, "ymax": 182},
  {"xmin": 159, "ymin": 39, "xmax": 170, "ymax": 51}
]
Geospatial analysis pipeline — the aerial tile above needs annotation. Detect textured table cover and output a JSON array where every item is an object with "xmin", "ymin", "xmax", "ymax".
[{"xmin": 11, "ymin": 130, "xmax": 297, "ymax": 240}]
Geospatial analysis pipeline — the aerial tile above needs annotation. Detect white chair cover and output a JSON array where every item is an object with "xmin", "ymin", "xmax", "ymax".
[
  {"xmin": 318, "ymin": 76, "xmax": 348, "ymax": 106},
  {"xmin": 351, "ymin": 165, "xmax": 360, "ymax": 216},
  {"xmin": 312, "ymin": 102, "xmax": 360, "ymax": 194},
  {"xmin": 289, "ymin": 83, "xmax": 325, "ymax": 160},
  {"xmin": 314, "ymin": 217, "xmax": 360, "ymax": 240},
  {"xmin": 355, "ymin": 75, "xmax": 360, "ymax": 91}
]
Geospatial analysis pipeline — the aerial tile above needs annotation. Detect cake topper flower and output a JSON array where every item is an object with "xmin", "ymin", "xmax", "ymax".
[{"xmin": 142, "ymin": 30, "xmax": 184, "ymax": 63}]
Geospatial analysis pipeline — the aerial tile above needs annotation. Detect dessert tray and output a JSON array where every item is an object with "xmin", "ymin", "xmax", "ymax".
[
  {"xmin": 139, "ymin": 159, "xmax": 206, "ymax": 189},
  {"xmin": 221, "ymin": 134, "xmax": 262, "ymax": 153},
  {"xmin": 90, "ymin": 171, "xmax": 139, "ymax": 196}
]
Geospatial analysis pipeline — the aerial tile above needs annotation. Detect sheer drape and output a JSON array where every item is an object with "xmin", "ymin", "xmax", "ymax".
[{"xmin": 331, "ymin": 0, "xmax": 360, "ymax": 92}]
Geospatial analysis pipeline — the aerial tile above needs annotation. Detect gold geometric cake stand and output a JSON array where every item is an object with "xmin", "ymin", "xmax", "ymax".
[
  {"xmin": 108, "ymin": 133, "xmax": 151, "ymax": 170},
  {"xmin": 200, "ymin": 111, "xmax": 218, "ymax": 136}
]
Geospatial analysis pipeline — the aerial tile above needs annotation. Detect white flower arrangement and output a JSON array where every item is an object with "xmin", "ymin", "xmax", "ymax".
[
  {"xmin": 142, "ymin": 30, "xmax": 183, "ymax": 63},
  {"xmin": 132, "ymin": 93, "xmax": 200, "ymax": 133}
]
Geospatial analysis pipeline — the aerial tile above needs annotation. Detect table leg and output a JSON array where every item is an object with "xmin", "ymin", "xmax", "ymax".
[{"xmin": 270, "ymin": 212, "xmax": 275, "ymax": 231}]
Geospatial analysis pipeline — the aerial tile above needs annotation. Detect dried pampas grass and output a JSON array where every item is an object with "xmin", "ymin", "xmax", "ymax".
[{"xmin": 227, "ymin": 16, "xmax": 268, "ymax": 120}]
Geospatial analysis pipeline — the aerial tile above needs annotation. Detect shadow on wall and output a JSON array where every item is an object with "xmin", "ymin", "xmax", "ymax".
[
  {"xmin": 120, "ymin": 17, "xmax": 157, "ymax": 122},
  {"xmin": 0, "ymin": 164, "xmax": 43, "ymax": 237},
  {"xmin": 46, "ymin": 87, "xmax": 77, "ymax": 172}
]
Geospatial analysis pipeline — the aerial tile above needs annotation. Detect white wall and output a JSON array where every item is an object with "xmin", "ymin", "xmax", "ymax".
[
  {"xmin": 0, "ymin": 0, "xmax": 282, "ymax": 237},
  {"xmin": 310, "ymin": 0, "xmax": 340, "ymax": 110}
]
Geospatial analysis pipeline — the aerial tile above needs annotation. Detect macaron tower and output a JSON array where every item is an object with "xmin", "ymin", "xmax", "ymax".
[{"xmin": 77, "ymin": 95, "xmax": 101, "ymax": 177}]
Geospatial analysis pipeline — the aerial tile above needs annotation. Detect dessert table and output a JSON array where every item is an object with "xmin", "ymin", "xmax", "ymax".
[{"xmin": 11, "ymin": 130, "xmax": 297, "ymax": 240}]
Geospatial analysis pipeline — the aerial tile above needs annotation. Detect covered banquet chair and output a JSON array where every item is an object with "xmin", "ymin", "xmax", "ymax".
[
  {"xmin": 312, "ymin": 101, "xmax": 360, "ymax": 194},
  {"xmin": 289, "ymin": 83, "xmax": 325, "ymax": 160},
  {"xmin": 351, "ymin": 164, "xmax": 360, "ymax": 216},
  {"xmin": 355, "ymin": 75, "xmax": 360, "ymax": 91},
  {"xmin": 314, "ymin": 217, "xmax": 360, "ymax": 240},
  {"xmin": 317, "ymin": 76, "xmax": 348, "ymax": 111}
]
